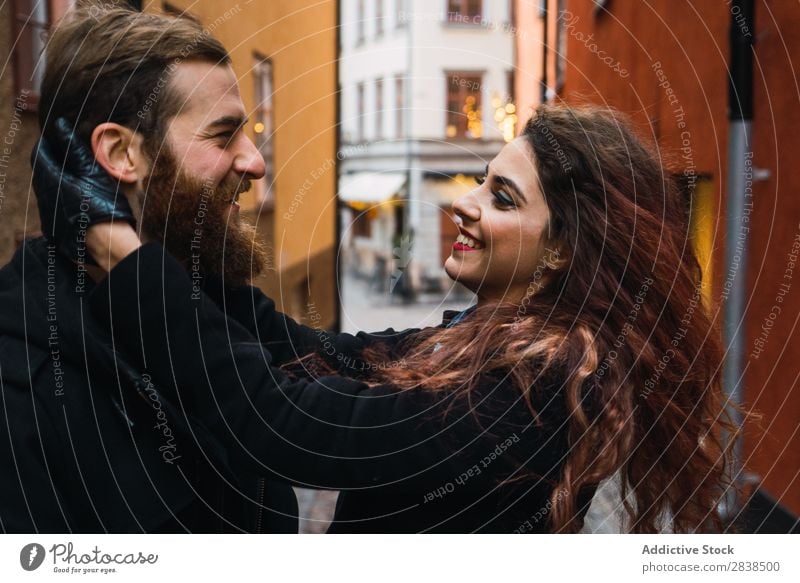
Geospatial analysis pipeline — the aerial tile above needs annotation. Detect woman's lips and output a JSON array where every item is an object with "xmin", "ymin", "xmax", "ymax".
[{"xmin": 453, "ymin": 231, "xmax": 484, "ymax": 252}]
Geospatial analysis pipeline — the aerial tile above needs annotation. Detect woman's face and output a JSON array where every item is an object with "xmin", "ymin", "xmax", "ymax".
[{"xmin": 444, "ymin": 137, "xmax": 554, "ymax": 304}]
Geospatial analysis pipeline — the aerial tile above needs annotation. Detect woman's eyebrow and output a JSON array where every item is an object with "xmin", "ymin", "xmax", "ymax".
[{"xmin": 487, "ymin": 163, "xmax": 527, "ymax": 203}]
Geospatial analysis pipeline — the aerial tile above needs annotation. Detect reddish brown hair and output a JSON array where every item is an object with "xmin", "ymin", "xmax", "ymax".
[{"xmin": 355, "ymin": 103, "xmax": 737, "ymax": 533}]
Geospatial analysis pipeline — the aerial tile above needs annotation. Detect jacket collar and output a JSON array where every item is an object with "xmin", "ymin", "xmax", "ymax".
[{"xmin": 441, "ymin": 304, "xmax": 477, "ymax": 328}]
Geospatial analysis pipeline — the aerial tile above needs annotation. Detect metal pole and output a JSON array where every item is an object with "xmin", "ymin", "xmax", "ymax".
[
  {"xmin": 721, "ymin": 0, "xmax": 754, "ymax": 521},
  {"xmin": 541, "ymin": 0, "xmax": 548, "ymax": 102},
  {"xmin": 400, "ymin": 0, "xmax": 416, "ymax": 303}
]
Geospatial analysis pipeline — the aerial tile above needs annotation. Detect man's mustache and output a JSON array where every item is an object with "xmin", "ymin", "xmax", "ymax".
[
  {"xmin": 232, "ymin": 179, "xmax": 252, "ymax": 198},
  {"xmin": 142, "ymin": 176, "xmax": 252, "ymax": 202}
]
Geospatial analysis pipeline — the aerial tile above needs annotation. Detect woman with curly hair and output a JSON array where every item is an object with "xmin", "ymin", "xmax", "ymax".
[{"xmin": 51, "ymin": 103, "xmax": 735, "ymax": 533}]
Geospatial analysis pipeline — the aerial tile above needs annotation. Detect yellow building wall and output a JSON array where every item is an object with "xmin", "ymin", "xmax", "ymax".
[{"xmin": 144, "ymin": 0, "xmax": 339, "ymax": 327}]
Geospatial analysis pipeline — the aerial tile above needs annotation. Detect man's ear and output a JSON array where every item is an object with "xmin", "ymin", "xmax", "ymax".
[{"xmin": 90, "ymin": 123, "xmax": 148, "ymax": 185}]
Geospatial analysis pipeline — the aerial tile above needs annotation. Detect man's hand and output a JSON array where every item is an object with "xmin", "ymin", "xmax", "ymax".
[{"xmin": 31, "ymin": 118, "xmax": 136, "ymax": 263}]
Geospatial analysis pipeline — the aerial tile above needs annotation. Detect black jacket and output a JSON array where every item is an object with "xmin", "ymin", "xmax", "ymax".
[
  {"xmin": 90, "ymin": 243, "xmax": 595, "ymax": 533},
  {"xmin": 0, "ymin": 237, "xmax": 297, "ymax": 532}
]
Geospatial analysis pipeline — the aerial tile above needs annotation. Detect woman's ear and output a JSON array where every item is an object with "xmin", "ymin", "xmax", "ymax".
[{"xmin": 90, "ymin": 123, "xmax": 147, "ymax": 185}]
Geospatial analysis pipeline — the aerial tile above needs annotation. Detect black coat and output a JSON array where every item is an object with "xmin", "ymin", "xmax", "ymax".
[
  {"xmin": 90, "ymin": 243, "xmax": 596, "ymax": 533},
  {"xmin": 0, "ymin": 237, "xmax": 297, "ymax": 532}
]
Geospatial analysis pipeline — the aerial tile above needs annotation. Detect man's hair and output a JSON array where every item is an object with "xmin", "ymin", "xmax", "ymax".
[{"xmin": 39, "ymin": 2, "xmax": 230, "ymax": 153}]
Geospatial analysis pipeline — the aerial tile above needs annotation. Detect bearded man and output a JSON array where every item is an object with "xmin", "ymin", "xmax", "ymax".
[{"xmin": 0, "ymin": 4, "xmax": 294, "ymax": 532}]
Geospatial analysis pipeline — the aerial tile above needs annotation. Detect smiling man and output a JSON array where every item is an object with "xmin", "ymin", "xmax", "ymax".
[
  {"xmin": 132, "ymin": 61, "xmax": 268, "ymax": 284},
  {"xmin": 0, "ymin": 5, "xmax": 292, "ymax": 532}
]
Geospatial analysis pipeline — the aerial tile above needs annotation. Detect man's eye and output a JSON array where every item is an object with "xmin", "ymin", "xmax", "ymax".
[
  {"xmin": 214, "ymin": 131, "xmax": 235, "ymax": 142},
  {"xmin": 492, "ymin": 190, "xmax": 515, "ymax": 207},
  {"xmin": 475, "ymin": 174, "xmax": 486, "ymax": 185}
]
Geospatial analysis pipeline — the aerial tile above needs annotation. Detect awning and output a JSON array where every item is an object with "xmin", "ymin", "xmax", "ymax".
[{"xmin": 338, "ymin": 172, "xmax": 406, "ymax": 205}]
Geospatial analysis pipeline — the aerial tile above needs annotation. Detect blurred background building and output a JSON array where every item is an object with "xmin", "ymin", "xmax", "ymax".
[
  {"xmin": 514, "ymin": 0, "xmax": 799, "ymax": 529},
  {"xmin": 338, "ymin": 0, "xmax": 515, "ymax": 300}
]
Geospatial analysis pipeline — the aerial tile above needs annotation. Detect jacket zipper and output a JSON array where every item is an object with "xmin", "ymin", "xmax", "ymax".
[{"xmin": 255, "ymin": 477, "xmax": 266, "ymax": 533}]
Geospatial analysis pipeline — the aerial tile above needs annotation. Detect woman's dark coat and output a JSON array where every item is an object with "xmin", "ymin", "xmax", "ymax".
[{"xmin": 90, "ymin": 244, "xmax": 595, "ymax": 533}]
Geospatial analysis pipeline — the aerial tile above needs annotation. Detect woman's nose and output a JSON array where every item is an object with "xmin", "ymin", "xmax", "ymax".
[{"xmin": 452, "ymin": 190, "xmax": 480, "ymax": 223}]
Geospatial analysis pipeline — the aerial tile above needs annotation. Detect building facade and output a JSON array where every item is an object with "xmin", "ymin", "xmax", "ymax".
[
  {"xmin": 338, "ymin": 0, "xmax": 516, "ymax": 295},
  {"xmin": 515, "ymin": 0, "xmax": 799, "ymax": 517}
]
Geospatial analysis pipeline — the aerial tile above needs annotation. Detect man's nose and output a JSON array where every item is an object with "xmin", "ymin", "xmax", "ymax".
[{"xmin": 233, "ymin": 135, "xmax": 266, "ymax": 179}]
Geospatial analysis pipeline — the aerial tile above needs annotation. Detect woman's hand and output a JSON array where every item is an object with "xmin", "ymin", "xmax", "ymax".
[{"xmin": 86, "ymin": 222, "xmax": 142, "ymax": 273}]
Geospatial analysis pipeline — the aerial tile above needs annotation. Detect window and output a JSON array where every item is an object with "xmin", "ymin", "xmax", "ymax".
[
  {"xmin": 375, "ymin": 78, "xmax": 384, "ymax": 139},
  {"xmin": 491, "ymin": 71, "xmax": 516, "ymax": 142},
  {"xmin": 253, "ymin": 55, "xmax": 275, "ymax": 204},
  {"xmin": 446, "ymin": 72, "xmax": 482, "ymax": 139},
  {"xmin": 375, "ymin": 0, "xmax": 384, "ymax": 36},
  {"xmin": 395, "ymin": 75, "xmax": 405, "ymax": 138},
  {"xmin": 447, "ymin": 0, "xmax": 482, "ymax": 23},
  {"xmin": 678, "ymin": 173, "xmax": 715, "ymax": 305},
  {"xmin": 10, "ymin": 0, "xmax": 74, "ymax": 107},
  {"xmin": 356, "ymin": 82, "xmax": 366, "ymax": 142},
  {"xmin": 356, "ymin": 0, "xmax": 366, "ymax": 44},
  {"xmin": 352, "ymin": 210, "xmax": 372, "ymax": 238}
]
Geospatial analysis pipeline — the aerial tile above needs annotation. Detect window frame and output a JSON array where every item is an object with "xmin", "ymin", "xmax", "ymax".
[
  {"xmin": 374, "ymin": 77, "xmax": 384, "ymax": 140},
  {"xmin": 394, "ymin": 74, "xmax": 405, "ymax": 138},
  {"xmin": 356, "ymin": 0, "xmax": 366, "ymax": 45},
  {"xmin": 253, "ymin": 53, "xmax": 276, "ymax": 209},
  {"xmin": 375, "ymin": 0, "xmax": 384, "ymax": 36},
  {"xmin": 356, "ymin": 82, "xmax": 366, "ymax": 142}
]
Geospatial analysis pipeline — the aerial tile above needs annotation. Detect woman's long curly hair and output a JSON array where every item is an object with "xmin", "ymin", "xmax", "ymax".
[{"xmin": 353, "ymin": 103, "xmax": 738, "ymax": 533}]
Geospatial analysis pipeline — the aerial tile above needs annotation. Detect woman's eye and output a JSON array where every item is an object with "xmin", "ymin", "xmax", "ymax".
[
  {"xmin": 476, "ymin": 174, "xmax": 514, "ymax": 207},
  {"xmin": 493, "ymin": 190, "xmax": 515, "ymax": 207}
]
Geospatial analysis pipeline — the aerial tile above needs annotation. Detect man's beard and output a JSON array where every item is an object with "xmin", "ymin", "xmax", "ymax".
[{"xmin": 138, "ymin": 147, "xmax": 267, "ymax": 287}]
